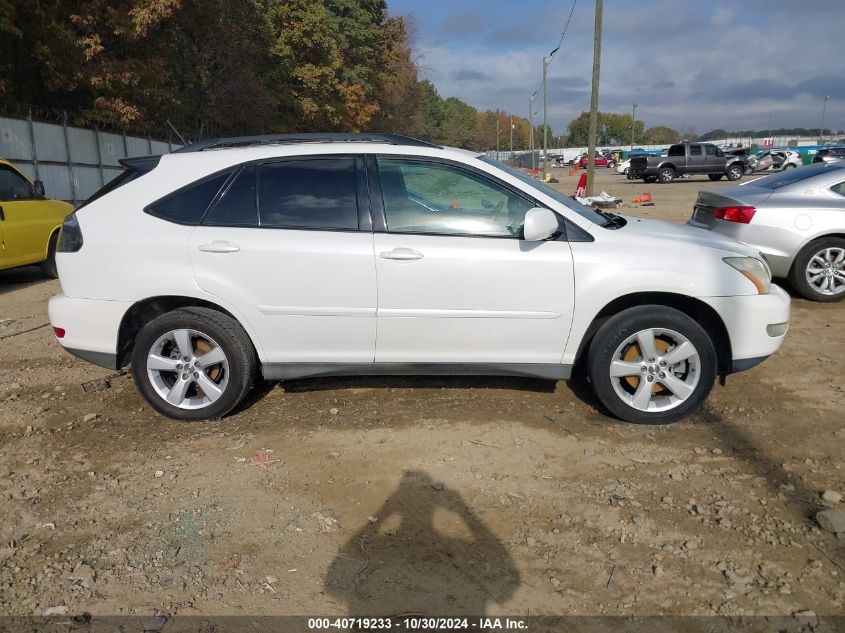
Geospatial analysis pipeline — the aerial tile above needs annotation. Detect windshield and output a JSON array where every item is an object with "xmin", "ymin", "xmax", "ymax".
[
  {"xmin": 753, "ymin": 163, "xmax": 843, "ymax": 189},
  {"xmin": 478, "ymin": 156, "xmax": 607, "ymax": 225}
]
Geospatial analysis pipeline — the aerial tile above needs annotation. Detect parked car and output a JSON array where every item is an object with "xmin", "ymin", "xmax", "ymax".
[
  {"xmin": 616, "ymin": 159, "xmax": 631, "ymax": 175},
  {"xmin": 49, "ymin": 133, "xmax": 789, "ymax": 424},
  {"xmin": 724, "ymin": 148, "xmax": 756, "ymax": 175},
  {"xmin": 0, "ymin": 158, "xmax": 73, "ymax": 277},
  {"xmin": 688, "ymin": 163, "xmax": 845, "ymax": 302},
  {"xmin": 629, "ymin": 142, "xmax": 747, "ymax": 183},
  {"xmin": 753, "ymin": 150, "xmax": 802, "ymax": 172},
  {"xmin": 812, "ymin": 147, "xmax": 845, "ymax": 164},
  {"xmin": 578, "ymin": 152, "xmax": 616, "ymax": 169}
]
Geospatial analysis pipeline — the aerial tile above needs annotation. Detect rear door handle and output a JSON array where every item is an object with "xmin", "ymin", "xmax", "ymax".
[
  {"xmin": 199, "ymin": 240, "xmax": 240, "ymax": 253},
  {"xmin": 379, "ymin": 247, "xmax": 423, "ymax": 261}
]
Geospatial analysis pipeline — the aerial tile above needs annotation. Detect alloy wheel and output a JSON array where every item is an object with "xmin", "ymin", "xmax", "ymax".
[
  {"xmin": 806, "ymin": 247, "xmax": 845, "ymax": 296},
  {"xmin": 146, "ymin": 328, "xmax": 230, "ymax": 410},
  {"xmin": 608, "ymin": 328, "xmax": 701, "ymax": 412}
]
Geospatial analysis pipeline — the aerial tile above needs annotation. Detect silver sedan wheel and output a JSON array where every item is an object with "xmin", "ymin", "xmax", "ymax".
[
  {"xmin": 806, "ymin": 247, "xmax": 845, "ymax": 296},
  {"xmin": 608, "ymin": 328, "xmax": 701, "ymax": 413},
  {"xmin": 146, "ymin": 329, "xmax": 229, "ymax": 410}
]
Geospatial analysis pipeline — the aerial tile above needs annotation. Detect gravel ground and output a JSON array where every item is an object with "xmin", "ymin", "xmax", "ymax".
[{"xmin": 0, "ymin": 168, "xmax": 843, "ymax": 618}]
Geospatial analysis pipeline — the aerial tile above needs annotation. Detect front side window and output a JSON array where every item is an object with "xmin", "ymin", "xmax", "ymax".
[
  {"xmin": 0, "ymin": 165, "xmax": 34, "ymax": 201},
  {"xmin": 147, "ymin": 171, "xmax": 231, "ymax": 224},
  {"xmin": 378, "ymin": 159, "xmax": 534, "ymax": 238},
  {"xmin": 258, "ymin": 159, "xmax": 358, "ymax": 229},
  {"xmin": 705, "ymin": 145, "xmax": 719, "ymax": 156}
]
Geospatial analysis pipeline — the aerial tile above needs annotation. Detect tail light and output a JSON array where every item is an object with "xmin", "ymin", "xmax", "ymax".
[
  {"xmin": 53, "ymin": 327, "xmax": 65, "ymax": 338},
  {"xmin": 713, "ymin": 206, "xmax": 756, "ymax": 224},
  {"xmin": 57, "ymin": 213, "xmax": 83, "ymax": 252}
]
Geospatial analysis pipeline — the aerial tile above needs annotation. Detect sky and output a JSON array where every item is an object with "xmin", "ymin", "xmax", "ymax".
[{"xmin": 387, "ymin": 0, "xmax": 845, "ymax": 137}]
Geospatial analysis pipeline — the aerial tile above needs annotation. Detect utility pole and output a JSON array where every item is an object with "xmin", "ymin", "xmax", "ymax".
[
  {"xmin": 818, "ymin": 95, "xmax": 831, "ymax": 144},
  {"xmin": 528, "ymin": 95, "xmax": 535, "ymax": 169},
  {"xmin": 585, "ymin": 0, "xmax": 603, "ymax": 196},
  {"xmin": 496, "ymin": 117, "xmax": 500, "ymax": 156},
  {"xmin": 630, "ymin": 103, "xmax": 637, "ymax": 150},
  {"xmin": 510, "ymin": 116, "xmax": 514, "ymax": 154},
  {"xmin": 542, "ymin": 56, "xmax": 549, "ymax": 181}
]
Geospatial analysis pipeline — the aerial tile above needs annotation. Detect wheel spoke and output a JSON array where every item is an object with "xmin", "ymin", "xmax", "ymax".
[
  {"xmin": 166, "ymin": 377, "xmax": 192, "ymax": 405},
  {"xmin": 172, "ymin": 329, "xmax": 194, "ymax": 358},
  {"xmin": 196, "ymin": 373, "xmax": 223, "ymax": 402},
  {"xmin": 661, "ymin": 341, "xmax": 696, "ymax": 367},
  {"xmin": 148, "ymin": 354, "xmax": 181, "ymax": 372},
  {"xmin": 659, "ymin": 373, "xmax": 695, "ymax": 400},
  {"xmin": 636, "ymin": 330, "xmax": 657, "ymax": 361},
  {"xmin": 610, "ymin": 360, "xmax": 642, "ymax": 377},
  {"xmin": 631, "ymin": 379, "xmax": 653, "ymax": 410},
  {"xmin": 834, "ymin": 249, "xmax": 845, "ymax": 265},
  {"xmin": 196, "ymin": 346, "xmax": 226, "ymax": 368}
]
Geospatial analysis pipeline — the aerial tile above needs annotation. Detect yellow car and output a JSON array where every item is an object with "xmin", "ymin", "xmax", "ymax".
[{"xmin": 0, "ymin": 158, "xmax": 73, "ymax": 277}]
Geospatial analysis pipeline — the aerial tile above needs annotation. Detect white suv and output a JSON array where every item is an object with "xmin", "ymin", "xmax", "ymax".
[{"xmin": 48, "ymin": 134, "xmax": 790, "ymax": 424}]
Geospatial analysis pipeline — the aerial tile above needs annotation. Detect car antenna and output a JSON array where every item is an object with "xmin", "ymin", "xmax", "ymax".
[{"xmin": 166, "ymin": 120, "xmax": 187, "ymax": 146}]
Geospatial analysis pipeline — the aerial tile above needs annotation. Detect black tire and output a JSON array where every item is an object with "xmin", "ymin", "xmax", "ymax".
[
  {"xmin": 708, "ymin": 174, "xmax": 723, "ymax": 181},
  {"xmin": 658, "ymin": 167, "xmax": 675, "ymax": 183},
  {"xmin": 40, "ymin": 231, "xmax": 59, "ymax": 278},
  {"xmin": 789, "ymin": 237, "xmax": 845, "ymax": 302},
  {"xmin": 587, "ymin": 306, "xmax": 717, "ymax": 425},
  {"xmin": 644, "ymin": 175, "xmax": 658, "ymax": 184},
  {"xmin": 726, "ymin": 164, "xmax": 744, "ymax": 181},
  {"xmin": 607, "ymin": 161, "xmax": 616, "ymax": 169},
  {"xmin": 131, "ymin": 307, "xmax": 257, "ymax": 420},
  {"xmin": 622, "ymin": 167, "xmax": 629, "ymax": 175},
  {"xmin": 784, "ymin": 163, "xmax": 796, "ymax": 169}
]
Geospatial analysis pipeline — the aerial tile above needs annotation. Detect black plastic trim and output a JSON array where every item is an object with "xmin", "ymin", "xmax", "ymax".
[
  {"xmin": 731, "ymin": 356, "xmax": 769, "ymax": 373},
  {"xmin": 262, "ymin": 362, "xmax": 572, "ymax": 381},
  {"xmin": 64, "ymin": 347, "xmax": 119, "ymax": 370}
]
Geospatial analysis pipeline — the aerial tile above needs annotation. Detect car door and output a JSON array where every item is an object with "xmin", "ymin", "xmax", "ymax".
[
  {"xmin": 369, "ymin": 155, "xmax": 575, "ymax": 367},
  {"xmin": 703, "ymin": 144, "xmax": 725, "ymax": 173},
  {"xmin": 686, "ymin": 144, "xmax": 707, "ymax": 174},
  {"xmin": 188, "ymin": 155, "xmax": 377, "ymax": 366},
  {"xmin": 0, "ymin": 164, "xmax": 52, "ymax": 268}
]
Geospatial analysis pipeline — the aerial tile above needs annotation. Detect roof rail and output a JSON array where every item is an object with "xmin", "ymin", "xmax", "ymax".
[{"xmin": 173, "ymin": 133, "xmax": 442, "ymax": 153}]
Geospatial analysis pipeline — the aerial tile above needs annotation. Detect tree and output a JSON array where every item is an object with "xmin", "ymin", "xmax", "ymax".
[
  {"xmin": 567, "ymin": 111, "xmax": 642, "ymax": 146},
  {"xmin": 642, "ymin": 126, "xmax": 681, "ymax": 144}
]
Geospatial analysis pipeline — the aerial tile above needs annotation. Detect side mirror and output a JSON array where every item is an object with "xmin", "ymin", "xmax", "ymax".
[
  {"xmin": 523, "ymin": 207, "xmax": 560, "ymax": 241},
  {"xmin": 33, "ymin": 180, "xmax": 46, "ymax": 199}
]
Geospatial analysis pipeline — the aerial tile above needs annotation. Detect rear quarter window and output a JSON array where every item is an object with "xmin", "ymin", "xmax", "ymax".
[{"xmin": 146, "ymin": 171, "xmax": 232, "ymax": 224}]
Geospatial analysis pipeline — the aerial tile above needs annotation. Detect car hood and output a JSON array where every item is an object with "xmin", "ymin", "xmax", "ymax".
[{"xmin": 615, "ymin": 215, "xmax": 762, "ymax": 258}]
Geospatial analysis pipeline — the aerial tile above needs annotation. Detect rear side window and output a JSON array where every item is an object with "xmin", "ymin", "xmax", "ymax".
[
  {"xmin": 690, "ymin": 145, "xmax": 702, "ymax": 156},
  {"xmin": 831, "ymin": 181, "xmax": 845, "ymax": 197},
  {"xmin": 258, "ymin": 159, "xmax": 358, "ymax": 229},
  {"xmin": 147, "ymin": 172, "xmax": 231, "ymax": 224},
  {"xmin": 205, "ymin": 166, "xmax": 257, "ymax": 226}
]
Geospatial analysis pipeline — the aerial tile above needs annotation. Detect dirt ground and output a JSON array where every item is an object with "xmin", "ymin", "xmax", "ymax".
[{"xmin": 1, "ymin": 168, "xmax": 843, "ymax": 620}]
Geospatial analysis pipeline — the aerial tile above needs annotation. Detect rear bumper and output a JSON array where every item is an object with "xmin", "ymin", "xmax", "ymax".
[
  {"xmin": 699, "ymin": 284, "xmax": 791, "ymax": 372},
  {"xmin": 48, "ymin": 293, "xmax": 131, "ymax": 367}
]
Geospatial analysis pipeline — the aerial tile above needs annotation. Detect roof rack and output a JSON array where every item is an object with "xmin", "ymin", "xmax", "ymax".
[{"xmin": 173, "ymin": 133, "xmax": 442, "ymax": 153}]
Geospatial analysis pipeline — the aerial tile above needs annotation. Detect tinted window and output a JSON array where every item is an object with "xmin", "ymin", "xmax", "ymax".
[
  {"xmin": 668, "ymin": 145, "xmax": 685, "ymax": 157},
  {"xmin": 755, "ymin": 164, "xmax": 843, "ymax": 190},
  {"xmin": 831, "ymin": 181, "xmax": 845, "ymax": 197},
  {"xmin": 690, "ymin": 145, "xmax": 702, "ymax": 156},
  {"xmin": 258, "ymin": 159, "xmax": 358, "ymax": 229},
  {"xmin": 379, "ymin": 159, "xmax": 534, "ymax": 237},
  {"xmin": 80, "ymin": 169, "xmax": 136, "ymax": 208},
  {"xmin": 0, "ymin": 165, "xmax": 33, "ymax": 201},
  {"xmin": 147, "ymin": 172, "xmax": 230, "ymax": 224},
  {"xmin": 205, "ymin": 166, "xmax": 257, "ymax": 226},
  {"xmin": 705, "ymin": 145, "xmax": 719, "ymax": 156}
]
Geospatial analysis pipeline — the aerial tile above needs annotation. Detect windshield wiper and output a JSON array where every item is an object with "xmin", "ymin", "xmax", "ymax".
[{"xmin": 593, "ymin": 208, "xmax": 627, "ymax": 229}]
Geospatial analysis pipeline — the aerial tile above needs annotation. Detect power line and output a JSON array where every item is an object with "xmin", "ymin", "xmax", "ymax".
[{"xmin": 530, "ymin": 0, "xmax": 578, "ymax": 114}]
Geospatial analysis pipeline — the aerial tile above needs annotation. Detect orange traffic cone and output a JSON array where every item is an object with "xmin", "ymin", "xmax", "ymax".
[
  {"xmin": 574, "ymin": 172, "xmax": 587, "ymax": 198},
  {"xmin": 641, "ymin": 193, "xmax": 652, "ymax": 202}
]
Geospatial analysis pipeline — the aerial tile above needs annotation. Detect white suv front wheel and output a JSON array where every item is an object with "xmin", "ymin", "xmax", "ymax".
[
  {"xmin": 131, "ymin": 307, "xmax": 256, "ymax": 420},
  {"xmin": 587, "ymin": 306, "xmax": 717, "ymax": 424}
]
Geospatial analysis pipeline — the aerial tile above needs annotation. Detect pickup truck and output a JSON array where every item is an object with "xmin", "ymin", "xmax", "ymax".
[{"xmin": 628, "ymin": 142, "xmax": 746, "ymax": 183}]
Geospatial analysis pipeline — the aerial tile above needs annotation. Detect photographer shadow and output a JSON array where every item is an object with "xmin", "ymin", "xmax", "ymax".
[{"xmin": 324, "ymin": 470, "xmax": 520, "ymax": 616}]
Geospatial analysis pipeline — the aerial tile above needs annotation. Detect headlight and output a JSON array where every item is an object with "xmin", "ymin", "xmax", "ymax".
[{"xmin": 723, "ymin": 257, "xmax": 771, "ymax": 294}]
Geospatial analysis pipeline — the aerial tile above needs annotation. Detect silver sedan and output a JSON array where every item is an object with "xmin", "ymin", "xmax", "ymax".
[{"xmin": 688, "ymin": 163, "xmax": 845, "ymax": 302}]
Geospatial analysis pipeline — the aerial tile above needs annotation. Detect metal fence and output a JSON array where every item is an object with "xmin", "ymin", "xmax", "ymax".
[{"xmin": 0, "ymin": 115, "xmax": 177, "ymax": 206}]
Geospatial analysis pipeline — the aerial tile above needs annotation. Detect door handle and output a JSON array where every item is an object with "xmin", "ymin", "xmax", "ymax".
[
  {"xmin": 379, "ymin": 247, "xmax": 423, "ymax": 260},
  {"xmin": 198, "ymin": 241, "xmax": 240, "ymax": 253}
]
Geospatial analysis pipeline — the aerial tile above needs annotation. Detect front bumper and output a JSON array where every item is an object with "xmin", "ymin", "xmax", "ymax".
[
  {"xmin": 700, "ymin": 284, "xmax": 791, "ymax": 373},
  {"xmin": 48, "ymin": 293, "xmax": 132, "ymax": 368}
]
